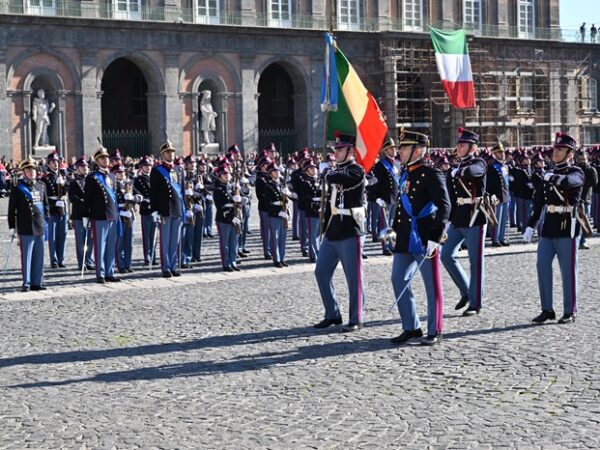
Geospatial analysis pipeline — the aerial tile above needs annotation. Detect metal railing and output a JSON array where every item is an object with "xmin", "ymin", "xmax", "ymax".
[
  {"xmin": 102, "ymin": 129, "xmax": 151, "ymax": 158},
  {"xmin": 0, "ymin": 2, "xmax": 590, "ymax": 44}
]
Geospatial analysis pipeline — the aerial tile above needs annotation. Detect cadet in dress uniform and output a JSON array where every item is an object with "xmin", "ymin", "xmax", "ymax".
[
  {"xmin": 523, "ymin": 133, "xmax": 585, "ymax": 324},
  {"xmin": 264, "ymin": 162, "xmax": 290, "ymax": 267},
  {"xmin": 297, "ymin": 159, "xmax": 322, "ymax": 263},
  {"xmin": 8, "ymin": 158, "xmax": 49, "ymax": 291},
  {"xmin": 389, "ymin": 131, "xmax": 451, "ymax": 346},
  {"xmin": 84, "ymin": 146, "xmax": 121, "ymax": 283},
  {"xmin": 192, "ymin": 158, "xmax": 210, "ymax": 262},
  {"xmin": 512, "ymin": 152, "xmax": 535, "ymax": 232},
  {"xmin": 372, "ymin": 138, "xmax": 400, "ymax": 255},
  {"xmin": 134, "ymin": 156, "xmax": 157, "ymax": 266},
  {"xmin": 41, "ymin": 150, "xmax": 68, "ymax": 268},
  {"xmin": 180, "ymin": 154, "xmax": 199, "ymax": 268},
  {"xmin": 487, "ymin": 142, "xmax": 511, "ymax": 247},
  {"xmin": 313, "ymin": 133, "xmax": 366, "ymax": 332},
  {"xmin": 114, "ymin": 164, "xmax": 140, "ymax": 273},
  {"xmin": 213, "ymin": 165, "xmax": 242, "ymax": 272},
  {"xmin": 440, "ymin": 128, "xmax": 488, "ymax": 316},
  {"xmin": 575, "ymin": 150, "xmax": 598, "ymax": 249},
  {"xmin": 68, "ymin": 156, "xmax": 94, "ymax": 271},
  {"xmin": 150, "ymin": 141, "xmax": 185, "ymax": 278},
  {"xmin": 255, "ymin": 156, "xmax": 273, "ymax": 259},
  {"xmin": 238, "ymin": 163, "xmax": 252, "ymax": 258}
]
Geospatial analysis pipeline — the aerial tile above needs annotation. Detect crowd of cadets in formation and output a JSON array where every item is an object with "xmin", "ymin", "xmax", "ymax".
[{"xmin": 5, "ymin": 130, "xmax": 599, "ymax": 344}]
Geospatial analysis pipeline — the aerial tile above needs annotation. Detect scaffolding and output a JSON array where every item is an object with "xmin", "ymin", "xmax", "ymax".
[{"xmin": 381, "ymin": 37, "xmax": 600, "ymax": 148}]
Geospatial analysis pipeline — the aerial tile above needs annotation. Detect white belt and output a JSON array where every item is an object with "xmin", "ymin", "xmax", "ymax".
[
  {"xmin": 224, "ymin": 203, "xmax": 234, "ymax": 208},
  {"xmin": 456, "ymin": 197, "xmax": 481, "ymax": 205},
  {"xmin": 312, "ymin": 197, "xmax": 321, "ymax": 202},
  {"xmin": 272, "ymin": 201, "xmax": 282, "ymax": 206},
  {"xmin": 49, "ymin": 196, "xmax": 58, "ymax": 200},
  {"xmin": 332, "ymin": 207, "xmax": 352, "ymax": 216},
  {"xmin": 546, "ymin": 205, "xmax": 572, "ymax": 214},
  {"xmin": 118, "ymin": 203, "xmax": 126, "ymax": 208}
]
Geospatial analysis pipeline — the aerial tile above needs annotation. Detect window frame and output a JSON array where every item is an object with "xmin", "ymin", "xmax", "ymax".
[
  {"xmin": 337, "ymin": 0, "xmax": 360, "ymax": 31},
  {"xmin": 194, "ymin": 0, "xmax": 220, "ymax": 25}
]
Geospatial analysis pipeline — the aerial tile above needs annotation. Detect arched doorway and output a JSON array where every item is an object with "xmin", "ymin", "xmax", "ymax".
[
  {"xmin": 258, "ymin": 63, "xmax": 298, "ymax": 156},
  {"xmin": 101, "ymin": 58, "xmax": 150, "ymax": 157}
]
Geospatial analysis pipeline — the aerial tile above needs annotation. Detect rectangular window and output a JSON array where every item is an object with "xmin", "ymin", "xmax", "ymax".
[
  {"xmin": 268, "ymin": 0, "xmax": 291, "ymax": 28},
  {"xmin": 338, "ymin": 0, "xmax": 360, "ymax": 31},
  {"xmin": 403, "ymin": 0, "xmax": 423, "ymax": 31},
  {"xmin": 195, "ymin": 0, "xmax": 219, "ymax": 24},
  {"xmin": 27, "ymin": 0, "xmax": 56, "ymax": 16},
  {"xmin": 113, "ymin": 0, "xmax": 141, "ymax": 20},
  {"xmin": 579, "ymin": 77, "xmax": 598, "ymax": 112},
  {"xmin": 518, "ymin": 0, "xmax": 535, "ymax": 39},
  {"xmin": 463, "ymin": 0, "xmax": 481, "ymax": 35}
]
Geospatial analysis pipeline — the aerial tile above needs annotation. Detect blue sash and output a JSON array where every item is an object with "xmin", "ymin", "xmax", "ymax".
[
  {"xmin": 18, "ymin": 181, "xmax": 47, "ymax": 240},
  {"xmin": 94, "ymin": 172, "xmax": 122, "ymax": 236},
  {"xmin": 399, "ymin": 172, "xmax": 438, "ymax": 255},
  {"xmin": 381, "ymin": 158, "xmax": 399, "ymax": 189},
  {"xmin": 156, "ymin": 165, "xmax": 186, "ymax": 216}
]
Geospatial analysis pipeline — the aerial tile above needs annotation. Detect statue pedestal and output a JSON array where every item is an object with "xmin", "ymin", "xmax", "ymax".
[
  {"xmin": 199, "ymin": 143, "xmax": 220, "ymax": 156},
  {"xmin": 33, "ymin": 145, "xmax": 57, "ymax": 158}
]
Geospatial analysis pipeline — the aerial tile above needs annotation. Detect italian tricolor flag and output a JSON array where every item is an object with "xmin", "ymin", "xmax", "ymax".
[
  {"xmin": 321, "ymin": 33, "xmax": 387, "ymax": 173},
  {"xmin": 430, "ymin": 27, "xmax": 476, "ymax": 109}
]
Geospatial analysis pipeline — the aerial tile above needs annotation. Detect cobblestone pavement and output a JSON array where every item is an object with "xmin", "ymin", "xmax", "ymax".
[{"xmin": 1, "ymin": 197, "xmax": 600, "ymax": 449}]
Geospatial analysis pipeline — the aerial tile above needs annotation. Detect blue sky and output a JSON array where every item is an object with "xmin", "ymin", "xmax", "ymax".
[{"xmin": 560, "ymin": 0, "xmax": 599, "ymax": 29}]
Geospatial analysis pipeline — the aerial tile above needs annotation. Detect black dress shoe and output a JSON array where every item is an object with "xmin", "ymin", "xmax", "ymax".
[
  {"xmin": 372, "ymin": 237, "xmax": 380, "ymax": 243},
  {"xmin": 51, "ymin": 263, "xmax": 58, "ymax": 269},
  {"xmin": 223, "ymin": 267, "xmax": 234, "ymax": 272},
  {"xmin": 301, "ymin": 250, "xmax": 309, "ymax": 257},
  {"xmin": 171, "ymin": 271, "xmax": 182, "ymax": 277},
  {"xmin": 532, "ymin": 310, "xmax": 556, "ymax": 323},
  {"xmin": 491, "ymin": 242, "xmax": 502, "ymax": 248},
  {"xmin": 421, "ymin": 334, "xmax": 442, "ymax": 346},
  {"xmin": 500, "ymin": 241, "xmax": 511, "ymax": 247},
  {"xmin": 558, "ymin": 313, "xmax": 576, "ymax": 324},
  {"xmin": 86, "ymin": 264, "xmax": 96, "ymax": 271},
  {"xmin": 231, "ymin": 265, "xmax": 240, "ymax": 272},
  {"xmin": 126, "ymin": 268, "xmax": 134, "ymax": 273},
  {"xmin": 313, "ymin": 317, "xmax": 343, "ymax": 328},
  {"xmin": 143, "ymin": 262, "xmax": 151, "ymax": 267},
  {"xmin": 181, "ymin": 264, "xmax": 191, "ymax": 269},
  {"xmin": 462, "ymin": 307, "xmax": 480, "ymax": 317},
  {"xmin": 281, "ymin": 261, "xmax": 289, "ymax": 267},
  {"xmin": 106, "ymin": 276, "xmax": 121, "ymax": 282},
  {"xmin": 274, "ymin": 262, "xmax": 284, "ymax": 268},
  {"xmin": 162, "ymin": 271, "xmax": 172, "ymax": 278},
  {"xmin": 579, "ymin": 243, "xmax": 590, "ymax": 250},
  {"xmin": 118, "ymin": 268, "xmax": 127, "ymax": 274},
  {"xmin": 292, "ymin": 236, "xmax": 300, "ymax": 241},
  {"xmin": 309, "ymin": 257, "xmax": 316, "ymax": 263},
  {"xmin": 341, "ymin": 323, "xmax": 364, "ymax": 333},
  {"xmin": 454, "ymin": 295, "xmax": 469, "ymax": 310},
  {"xmin": 206, "ymin": 233, "xmax": 214, "ymax": 238},
  {"xmin": 362, "ymin": 254, "xmax": 368, "ymax": 259},
  {"xmin": 21, "ymin": 286, "xmax": 30, "ymax": 292},
  {"xmin": 30, "ymin": 285, "xmax": 47, "ymax": 291},
  {"xmin": 390, "ymin": 328, "xmax": 423, "ymax": 344},
  {"xmin": 96, "ymin": 277, "xmax": 106, "ymax": 284},
  {"xmin": 241, "ymin": 249, "xmax": 250, "ymax": 254},
  {"xmin": 58, "ymin": 263, "xmax": 66, "ymax": 268},
  {"xmin": 264, "ymin": 255, "xmax": 272, "ymax": 260},
  {"xmin": 382, "ymin": 249, "xmax": 393, "ymax": 256}
]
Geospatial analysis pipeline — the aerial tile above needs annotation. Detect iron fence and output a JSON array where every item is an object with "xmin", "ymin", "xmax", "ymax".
[
  {"xmin": 259, "ymin": 129, "xmax": 297, "ymax": 158},
  {"xmin": 102, "ymin": 129, "xmax": 151, "ymax": 158}
]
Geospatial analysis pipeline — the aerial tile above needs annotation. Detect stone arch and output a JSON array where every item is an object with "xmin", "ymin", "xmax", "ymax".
[
  {"xmin": 97, "ymin": 50, "xmax": 165, "ymax": 93},
  {"xmin": 179, "ymin": 53, "xmax": 240, "ymax": 94}
]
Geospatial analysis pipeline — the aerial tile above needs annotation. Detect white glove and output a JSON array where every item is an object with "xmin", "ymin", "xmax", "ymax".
[
  {"xmin": 55, "ymin": 200, "xmax": 65, "ymax": 208},
  {"xmin": 151, "ymin": 211, "xmax": 160, "ymax": 222},
  {"xmin": 232, "ymin": 216, "xmax": 241, "ymax": 226},
  {"xmin": 119, "ymin": 210, "xmax": 132, "ymax": 218},
  {"xmin": 451, "ymin": 167, "xmax": 460, "ymax": 177},
  {"xmin": 206, "ymin": 194, "xmax": 213, "ymax": 201},
  {"xmin": 56, "ymin": 176, "xmax": 65, "ymax": 186},
  {"xmin": 9, "ymin": 228, "xmax": 16, "ymax": 238},
  {"xmin": 134, "ymin": 194, "xmax": 143, "ymax": 203},
  {"xmin": 82, "ymin": 218, "xmax": 89, "ymax": 228},
  {"xmin": 426, "ymin": 240, "xmax": 440, "ymax": 255},
  {"xmin": 193, "ymin": 204, "xmax": 203, "ymax": 213},
  {"xmin": 376, "ymin": 198, "xmax": 387, "ymax": 208},
  {"xmin": 490, "ymin": 194, "xmax": 498, "ymax": 205},
  {"xmin": 185, "ymin": 188, "xmax": 194, "ymax": 196},
  {"xmin": 142, "ymin": 198, "xmax": 150, "ymax": 203},
  {"xmin": 509, "ymin": 175, "xmax": 514, "ymax": 182},
  {"xmin": 367, "ymin": 176, "xmax": 378, "ymax": 186},
  {"xmin": 240, "ymin": 177, "xmax": 249, "ymax": 184},
  {"xmin": 186, "ymin": 210, "xmax": 194, "ymax": 218},
  {"xmin": 522, "ymin": 226, "xmax": 535, "ymax": 243},
  {"xmin": 241, "ymin": 197, "xmax": 249, "ymax": 205},
  {"xmin": 195, "ymin": 182, "xmax": 204, "ymax": 190},
  {"xmin": 124, "ymin": 193, "xmax": 134, "ymax": 201},
  {"xmin": 290, "ymin": 192, "xmax": 298, "ymax": 200},
  {"xmin": 278, "ymin": 211, "xmax": 289, "ymax": 220},
  {"xmin": 232, "ymin": 195, "xmax": 242, "ymax": 203},
  {"xmin": 543, "ymin": 172, "xmax": 553, "ymax": 182},
  {"xmin": 282, "ymin": 187, "xmax": 293, "ymax": 197}
]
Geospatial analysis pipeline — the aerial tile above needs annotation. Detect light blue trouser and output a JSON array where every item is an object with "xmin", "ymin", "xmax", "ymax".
[
  {"xmin": 140, "ymin": 215, "xmax": 158, "ymax": 265},
  {"xmin": 216, "ymin": 221, "xmax": 239, "ymax": 268},
  {"xmin": 19, "ymin": 234, "xmax": 44, "ymax": 288},
  {"xmin": 292, "ymin": 201, "xmax": 300, "ymax": 239},
  {"xmin": 370, "ymin": 201, "xmax": 385, "ymax": 240},
  {"xmin": 392, "ymin": 251, "xmax": 444, "ymax": 336},
  {"xmin": 203, "ymin": 203, "xmax": 214, "ymax": 235},
  {"xmin": 193, "ymin": 213, "xmax": 205, "ymax": 260},
  {"xmin": 116, "ymin": 219, "xmax": 133, "ymax": 270},
  {"xmin": 269, "ymin": 216, "xmax": 288, "ymax": 263},
  {"xmin": 182, "ymin": 222, "xmax": 194, "ymax": 264},
  {"xmin": 315, "ymin": 236, "xmax": 365, "ymax": 325},
  {"xmin": 537, "ymin": 236, "xmax": 580, "ymax": 315},
  {"xmin": 259, "ymin": 210, "xmax": 272, "ymax": 258},
  {"xmin": 304, "ymin": 216, "xmax": 320, "ymax": 259},
  {"xmin": 72, "ymin": 219, "xmax": 94, "ymax": 269},
  {"xmin": 238, "ymin": 203, "xmax": 250, "ymax": 250},
  {"xmin": 159, "ymin": 216, "xmax": 182, "ymax": 272},
  {"xmin": 298, "ymin": 209, "xmax": 308, "ymax": 252},
  {"xmin": 441, "ymin": 224, "xmax": 487, "ymax": 310},
  {"xmin": 92, "ymin": 220, "xmax": 117, "ymax": 279},
  {"xmin": 47, "ymin": 214, "xmax": 67, "ymax": 265},
  {"xmin": 516, "ymin": 198, "xmax": 533, "ymax": 231},
  {"xmin": 492, "ymin": 202, "xmax": 508, "ymax": 244}
]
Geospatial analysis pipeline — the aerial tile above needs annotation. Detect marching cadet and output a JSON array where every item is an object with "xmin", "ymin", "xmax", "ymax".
[
  {"xmin": 440, "ymin": 128, "xmax": 488, "ymax": 316},
  {"xmin": 313, "ymin": 133, "xmax": 366, "ymax": 332},
  {"xmin": 389, "ymin": 131, "xmax": 451, "ymax": 346},
  {"xmin": 8, "ymin": 157, "xmax": 49, "ymax": 292},
  {"xmin": 575, "ymin": 149, "xmax": 598, "ymax": 250},
  {"xmin": 297, "ymin": 158, "xmax": 322, "ymax": 263},
  {"xmin": 487, "ymin": 142, "xmax": 511, "ymax": 247},
  {"xmin": 213, "ymin": 165, "xmax": 242, "ymax": 272},
  {"xmin": 68, "ymin": 156, "xmax": 94, "ymax": 271},
  {"xmin": 238, "ymin": 163, "xmax": 252, "ymax": 258},
  {"xmin": 201, "ymin": 159, "xmax": 215, "ymax": 238},
  {"xmin": 150, "ymin": 141, "xmax": 185, "ymax": 278},
  {"xmin": 114, "ymin": 164, "xmax": 140, "ymax": 273},
  {"xmin": 372, "ymin": 138, "xmax": 400, "ymax": 255},
  {"xmin": 289, "ymin": 157, "xmax": 304, "ymax": 246},
  {"xmin": 264, "ymin": 161, "xmax": 290, "ymax": 267},
  {"xmin": 181, "ymin": 154, "xmax": 199, "ymax": 268},
  {"xmin": 133, "ymin": 156, "xmax": 157, "ymax": 267},
  {"xmin": 255, "ymin": 156, "xmax": 273, "ymax": 259},
  {"xmin": 512, "ymin": 151, "xmax": 535, "ymax": 232},
  {"xmin": 191, "ymin": 158, "xmax": 209, "ymax": 262},
  {"xmin": 41, "ymin": 150, "xmax": 68, "ymax": 268},
  {"xmin": 523, "ymin": 132, "xmax": 585, "ymax": 324},
  {"xmin": 84, "ymin": 146, "xmax": 121, "ymax": 283}
]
